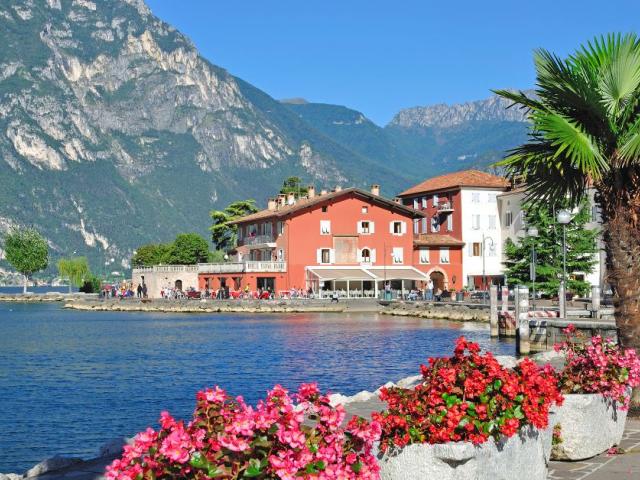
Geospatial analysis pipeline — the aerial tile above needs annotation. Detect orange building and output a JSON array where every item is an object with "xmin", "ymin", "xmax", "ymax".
[{"xmin": 198, "ymin": 185, "xmax": 463, "ymax": 298}]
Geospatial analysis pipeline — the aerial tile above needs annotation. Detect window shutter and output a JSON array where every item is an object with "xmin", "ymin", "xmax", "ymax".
[
  {"xmin": 317, "ymin": 249, "xmax": 322, "ymax": 264},
  {"xmin": 329, "ymin": 249, "xmax": 336, "ymax": 264},
  {"xmin": 357, "ymin": 221, "xmax": 362, "ymax": 234},
  {"xmin": 401, "ymin": 221, "xmax": 407, "ymax": 234},
  {"xmin": 371, "ymin": 249, "xmax": 376, "ymax": 263},
  {"xmin": 369, "ymin": 221, "xmax": 375, "ymax": 234},
  {"xmin": 357, "ymin": 248, "xmax": 362, "ymax": 261},
  {"xmin": 389, "ymin": 221, "xmax": 394, "ymax": 234}
]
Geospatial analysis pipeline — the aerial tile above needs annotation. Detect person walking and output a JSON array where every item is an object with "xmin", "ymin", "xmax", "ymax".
[
  {"xmin": 142, "ymin": 283, "xmax": 147, "ymax": 298},
  {"xmin": 426, "ymin": 279, "xmax": 434, "ymax": 301},
  {"xmin": 136, "ymin": 283, "xmax": 143, "ymax": 298}
]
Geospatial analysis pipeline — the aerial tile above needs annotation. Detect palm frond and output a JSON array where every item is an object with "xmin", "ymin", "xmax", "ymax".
[
  {"xmin": 598, "ymin": 35, "xmax": 640, "ymax": 119},
  {"xmin": 618, "ymin": 114, "xmax": 640, "ymax": 164}
]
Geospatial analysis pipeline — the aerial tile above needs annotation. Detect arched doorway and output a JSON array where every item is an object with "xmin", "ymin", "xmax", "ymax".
[
  {"xmin": 174, "ymin": 279, "xmax": 183, "ymax": 291},
  {"xmin": 430, "ymin": 271, "xmax": 445, "ymax": 292}
]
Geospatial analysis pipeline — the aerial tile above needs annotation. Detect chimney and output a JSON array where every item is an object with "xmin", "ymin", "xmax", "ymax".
[
  {"xmin": 267, "ymin": 198, "xmax": 277, "ymax": 211},
  {"xmin": 371, "ymin": 184, "xmax": 380, "ymax": 196},
  {"xmin": 277, "ymin": 193, "xmax": 286, "ymax": 207},
  {"xmin": 393, "ymin": 197, "xmax": 401, "ymax": 203},
  {"xmin": 335, "ymin": 185, "xmax": 342, "ymax": 192},
  {"xmin": 287, "ymin": 192, "xmax": 296, "ymax": 205},
  {"xmin": 307, "ymin": 185, "xmax": 316, "ymax": 198},
  {"xmin": 320, "ymin": 188, "xmax": 328, "ymax": 196}
]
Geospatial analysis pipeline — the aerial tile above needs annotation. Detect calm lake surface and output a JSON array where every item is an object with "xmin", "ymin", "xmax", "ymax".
[{"xmin": 0, "ymin": 302, "xmax": 514, "ymax": 473}]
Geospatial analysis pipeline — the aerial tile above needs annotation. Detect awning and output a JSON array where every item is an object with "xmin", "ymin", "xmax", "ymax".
[
  {"xmin": 366, "ymin": 267, "xmax": 429, "ymax": 281},
  {"xmin": 307, "ymin": 268, "xmax": 376, "ymax": 281}
]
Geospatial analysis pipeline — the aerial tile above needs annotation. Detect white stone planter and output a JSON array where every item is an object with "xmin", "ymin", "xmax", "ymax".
[
  {"xmin": 551, "ymin": 392, "xmax": 628, "ymax": 460},
  {"xmin": 378, "ymin": 425, "xmax": 551, "ymax": 480}
]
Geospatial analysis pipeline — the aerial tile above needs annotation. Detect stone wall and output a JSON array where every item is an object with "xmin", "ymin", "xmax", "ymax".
[{"xmin": 131, "ymin": 269, "xmax": 198, "ymax": 298}]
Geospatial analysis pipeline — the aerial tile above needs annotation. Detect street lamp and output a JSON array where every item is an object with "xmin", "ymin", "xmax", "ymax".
[
  {"xmin": 557, "ymin": 209, "xmax": 572, "ymax": 318},
  {"xmin": 527, "ymin": 226, "xmax": 539, "ymax": 310},
  {"xmin": 482, "ymin": 234, "xmax": 495, "ymax": 304}
]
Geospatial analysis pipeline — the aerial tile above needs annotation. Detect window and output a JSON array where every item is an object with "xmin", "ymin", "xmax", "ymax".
[
  {"xmin": 320, "ymin": 220, "xmax": 331, "ymax": 235},
  {"xmin": 320, "ymin": 248, "xmax": 331, "ymax": 264},
  {"xmin": 391, "ymin": 221, "xmax": 406, "ymax": 235},
  {"xmin": 488, "ymin": 193, "xmax": 497, "ymax": 203},
  {"xmin": 440, "ymin": 247, "xmax": 450, "ymax": 264},
  {"xmin": 591, "ymin": 205, "xmax": 598, "ymax": 222},
  {"xmin": 361, "ymin": 248, "xmax": 371, "ymax": 263},
  {"xmin": 472, "ymin": 242, "xmax": 482, "ymax": 257},
  {"xmin": 433, "ymin": 194, "xmax": 439, "ymax": 206},
  {"xmin": 362, "ymin": 206, "xmax": 368, "ymax": 214},
  {"xmin": 277, "ymin": 221, "xmax": 284, "ymax": 235},
  {"xmin": 472, "ymin": 214, "xmax": 481, "ymax": 230},
  {"xmin": 419, "ymin": 248, "xmax": 430, "ymax": 264},
  {"xmin": 447, "ymin": 214, "xmax": 453, "ymax": 231},
  {"xmin": 358, "ymin": 220, "xmax": 374, "ymax": 234},
  {"xmin": 413, "ymin": 198, "xmax": 419, "ymax": 209},
  {"xmin": 392, "ymin": 247, "xmax": 403, "ymax": 264},
  {"xmin": 472, "ymin": 192, "xmax": 480, "ymax": 203},
  {"xmin": 421, "ymin": 217, "xmax": 428, "ymax": 233},
  {"xmin": 488, "ymin": 215, "xmax": 496, "ymax": 230},
  {"xmin": 322, "ymin": 206, "xmax": 328, "ymax": 213},
  {"xmin": 413, "ymin": 219, "xmax": 420, "ymax": 234},
  {"xmin": 505, "ymin": 211, "xmax": 513, "ymax": 227},
  {"xmin": 431, "ymin": 216, "xmax": 440, "ymax": 233},
  {"xmin": 264, "ymin": 222, "xmax": 272, "ymax": 236},
  {"xmin": 277, "ymin": 249, "xmax": 284, "ymax": 261},
  {"xmin": 422, "ymin": 197, "xmax": 428, "ymax": 208}
]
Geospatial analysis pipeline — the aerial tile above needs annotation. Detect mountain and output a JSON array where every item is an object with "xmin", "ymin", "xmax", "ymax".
[
  {"xmin": 0, "ymin": 0, "xmax": 407, "ymax": 271},
  {"xmin": 283, "ymin": 94, "xmax": 531, "ymax": 178}
]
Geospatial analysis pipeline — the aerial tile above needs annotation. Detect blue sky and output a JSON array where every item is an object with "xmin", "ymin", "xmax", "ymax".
[{"xmin": 146, "ymin": 0, "xmax": 639, "ymax": 125}]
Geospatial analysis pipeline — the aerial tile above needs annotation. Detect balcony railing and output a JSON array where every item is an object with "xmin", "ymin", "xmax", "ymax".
[
  {"xmin": 437, "ymin": 201, "xmax": 454, "ymax": 213},
  {"xmin": 133, "ymin": 265, "xmax": 199, "ymax": 274},
  {"xmin": 239, "ymin": 234, "xmax": 276, "ymax": 246},
  {"xmin": 134, "ymin": 261, "xmax": 286, "ymax": 275},
  {"xmin": 198, "ymin": 263, "xmax": 245, "ymax": 274}
]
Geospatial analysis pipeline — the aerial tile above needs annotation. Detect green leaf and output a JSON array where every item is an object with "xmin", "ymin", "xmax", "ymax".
[{"xmin": 352, "ymin": 462, "xmax": 362, "ymax": 474}]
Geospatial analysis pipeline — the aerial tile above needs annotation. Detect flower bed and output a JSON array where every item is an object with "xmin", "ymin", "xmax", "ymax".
[
  {"xmin": 551, "ymin": 326, "xmax": 640, "ymax": 460},
  {"xmin": 374, "ymin": 337, "xmax": 562, "ymax": 479},
  {"xmin": 106, "ymin": 383, "xmax": 381, "ymax": 479}
]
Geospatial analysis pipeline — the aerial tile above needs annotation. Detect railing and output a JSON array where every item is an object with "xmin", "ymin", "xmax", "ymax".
[
  {"xmin": 437, "ymin": 201, "xmax": 454, "ymax": 212},
  {"xmin": 198, "ymin": 263, "xmax": 245, "ymax": 274},
  {"xmin": 239, "ymin": 234, "xmax": 276, "ymax": 246},
  {"xmin": 133, "ymin": 265, "xmax": 198, "ymax": 274},
  {"xmin": 245, "ymin": 261, "xmax": 286, "ymax": 272}
]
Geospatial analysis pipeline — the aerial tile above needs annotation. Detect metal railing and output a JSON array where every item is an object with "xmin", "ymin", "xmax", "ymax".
[
  {"xmin": 198, "ymin": 263, "xmax": 245, "ymax": 274},
  {"xmin": 133, "ymin": 265, "xmax": 199, "ymax": 274},
  {"xmin": 437, "ymin": 201, "xmax": 454, "ymax": 212},
  {"xmin": 134, "ymin": 261, "xmax": 286, "ymax": 275},
  {"xmin": 245, "ymin": 261, "xmax": 286, "ymax": 272},
  {"xmin": 239, "ymin": 234, "xmax": 275, "ymax": 246}
]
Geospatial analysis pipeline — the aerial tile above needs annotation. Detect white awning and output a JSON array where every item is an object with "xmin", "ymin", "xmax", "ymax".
[
  {"xmin": 366, "ymin": 267, "xmax": 429, "ymax": 281},
  {"xmin": 307, "ymin": 267, "xmax": 428, "ymax": 282},
  {"xmin": 307, "ymin": 268, "xmax": 376, "ymax": 281}
]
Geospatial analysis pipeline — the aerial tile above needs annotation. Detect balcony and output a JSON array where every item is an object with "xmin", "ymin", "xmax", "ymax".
[
  {"xmin": 245, "ymin": 261, "xmax": 286, "ymax": 272},
  {"xmin": 437, "ymin": 201, "xmax": 454, "ymax": 214},
  {"xmin": 238, "ymin": 234, "xmax": 276, "ymax": 247},
  {"xmin": 198, "ymin": 263, "xmax": 245, "ymax": 274},
  {"xmin": 133, "ymin": 265, "xmax": 199, "ymax": 274},
  {"xmin": 198, "ymin": 261, "xmax": 286, "ymax": 274}
]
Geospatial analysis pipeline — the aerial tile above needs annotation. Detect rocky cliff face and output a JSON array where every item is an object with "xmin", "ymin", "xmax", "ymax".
[
  {"xmin": 389, "ymin": 92, "xmax": 530, "ymax": 128},
  {"xmin": 0, "ymin": 0, "xmax": 400, "ymax": 268}
]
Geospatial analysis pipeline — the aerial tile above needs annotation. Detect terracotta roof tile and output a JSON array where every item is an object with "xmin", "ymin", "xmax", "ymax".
[
  {"xmin": 413, "ymin": 234, "xmax": 465, "ymax": 247},
  {"xmin": 230, "ymin": 188, "xmax": 425, "ymax": 224},
  {"xmin": 399, "ymin": 170, "xmax": 509, "ymax": 197}
]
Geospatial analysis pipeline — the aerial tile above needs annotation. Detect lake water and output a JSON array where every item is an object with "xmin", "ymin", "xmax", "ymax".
[
  {"xmin": 0, "ymin": 302, "xmax": 514, "ymax": 473},
  {"xmin": 0, "ymin": 286, "xmax": 76, "ymax": 294}
]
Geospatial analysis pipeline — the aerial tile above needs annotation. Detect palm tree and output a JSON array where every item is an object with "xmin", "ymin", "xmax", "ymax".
[{"xmin": 494, "ymin": 34, "xmax": 640, "ymax": 360}]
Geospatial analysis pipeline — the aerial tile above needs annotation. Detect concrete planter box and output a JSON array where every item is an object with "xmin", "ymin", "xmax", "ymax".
[
  {"xmin": 378, "ymin": 425, "xmax": 552, "ymax": 480},
  {"xmin": 551, "ymin": 392, "xmax": 628, "ymax": 460}
]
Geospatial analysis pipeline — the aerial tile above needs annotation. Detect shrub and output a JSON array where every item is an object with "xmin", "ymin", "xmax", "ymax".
[
  {"xmin": 373, "ymin": 337, "xmax": 562, "ymax": 452},
  {"xmin": 555, "ymin": 325, "xmax": 640, "ymax": 408},
  {"xmin": 106, "ymin": 383, "xmax": 381, "ymax": 480}
]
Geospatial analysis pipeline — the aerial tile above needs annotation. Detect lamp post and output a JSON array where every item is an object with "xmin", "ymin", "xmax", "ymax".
[
  {"xmin": 527, "ymin": 226, "xmax": 539, "ymax": 310},
  {"xmin": 557, "ymin": 209, "xmax": 572, "ymax": 318},
  {"xmin": 482, "ymin": 234, "xmax": 495, "ymax": 304}
]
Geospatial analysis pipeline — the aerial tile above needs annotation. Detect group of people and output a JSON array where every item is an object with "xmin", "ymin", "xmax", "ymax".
[{"xmin": 101, "ymin": 282, "xmax": 147, "ymax": 299}]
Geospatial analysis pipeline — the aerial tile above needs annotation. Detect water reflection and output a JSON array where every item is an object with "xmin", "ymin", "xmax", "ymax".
[{"xmin": 0, "ymin": 303, "xmax": 514, "ymax": 473}]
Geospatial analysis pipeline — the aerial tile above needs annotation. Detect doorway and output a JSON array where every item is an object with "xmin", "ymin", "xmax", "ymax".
[
  {"xmin": 430, "ymin": 271, "xmax": 445, "ymax": 292},
  {"xmin": 174, "ymin": 279, "xmax": 183, "ymax": 291}
]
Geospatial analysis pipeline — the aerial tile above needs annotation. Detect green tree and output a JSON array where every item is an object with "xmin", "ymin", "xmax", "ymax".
[
  {"xmin": 494, "ymin": 34, "xmax": 640, "ymax": 361},
  {"xmin": 132, "ymin": 243, "xmax": 172, "ymax": 267},
  {"xmin": 504, "ymin": 199, "xmax": 598, "ymax": 296},
  {"xmin": 168, "ymin": 233, "xmax": 209, "ymax": 264},
  {"xmin": 3, "ymin": 227, "xmax": 49, "ymax": 293},
  {"xmin": 210, "ymin": 200, "xmax": 258, "ymax": 252},
  {"xmin": 280, "ymin": 176, "xmax": 308, "ymax": 198},
  {"xmin": 57, "ymin": 257, "xmax": 91, "ymax": 293}
]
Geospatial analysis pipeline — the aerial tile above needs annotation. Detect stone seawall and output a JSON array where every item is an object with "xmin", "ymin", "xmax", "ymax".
[
  {"xmin": 0, "ymin": 293, "xmax": 97, "ymax": 303},
  {"xmin": 63, "ymin": 298, "xmax": 346, "ymax": 314},
  {"xmin": 379, "ymin": 301, "xmax": 490, "ymax": 322}
]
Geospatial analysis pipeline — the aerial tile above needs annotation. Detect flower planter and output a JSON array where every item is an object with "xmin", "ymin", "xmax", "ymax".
[
  {"xmin": 551, "ymin": 392, "xmax": 628, "ymax": 460},
  {"xmin": 378, "ymin": 425, "xmax": 552, "ymax": 480}
]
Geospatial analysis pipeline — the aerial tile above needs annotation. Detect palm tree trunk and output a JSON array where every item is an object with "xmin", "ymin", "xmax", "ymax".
[{"xmin": 602, "ymin": 206, "xmax": 640, "ymax": 403}]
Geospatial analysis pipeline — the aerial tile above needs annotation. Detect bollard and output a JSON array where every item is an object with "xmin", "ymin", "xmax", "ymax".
[
  {"xmin": 501, "ymin": 285, "xmax": 509, "ymax": 313},
  {"xmin": 517, "ymin": 285, "xmax": 530, "ymax": 355},
  {"xmin": 591, "ymin": 285, "xmax": 601, "ymax": 317},
  {"xmin": 490, "ymin": 285, "xmax": 498, "ymax": 337},
  {"xmin": 559, "ymin": 282, "xmax": 566, "ymax": 320}
]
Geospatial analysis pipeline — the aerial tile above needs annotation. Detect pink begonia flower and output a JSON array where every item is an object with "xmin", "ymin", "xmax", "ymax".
[{"xmin": 218, "ymin": 433, "xmax": 250, "ymax": 452}]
